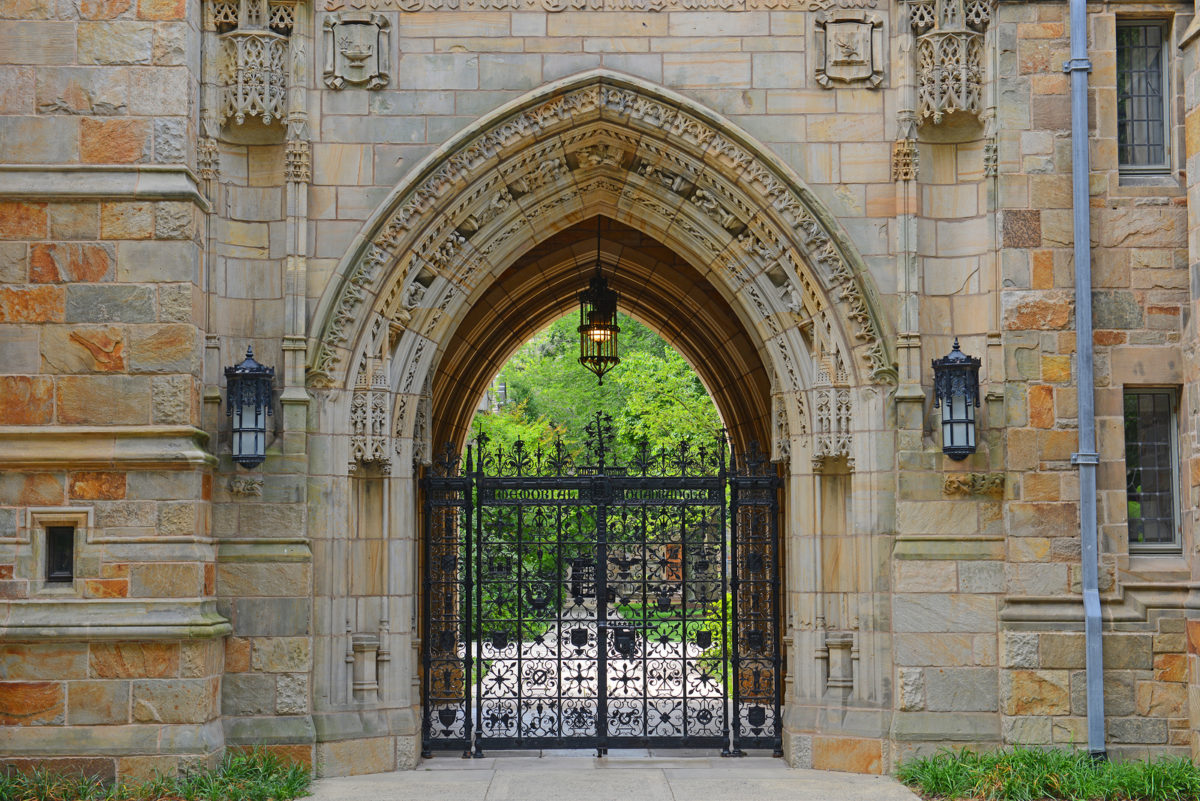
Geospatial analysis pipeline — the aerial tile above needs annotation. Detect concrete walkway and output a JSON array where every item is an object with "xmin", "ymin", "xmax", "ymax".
[{"xmin": 306, "ymin": 752, "xmax": 923, "ymax": 801}]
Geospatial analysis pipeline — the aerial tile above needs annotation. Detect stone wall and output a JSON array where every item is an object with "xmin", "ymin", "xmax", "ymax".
[{"xmin": 1, "ymin": 0, "xmax": 1199, "ymax": 780}]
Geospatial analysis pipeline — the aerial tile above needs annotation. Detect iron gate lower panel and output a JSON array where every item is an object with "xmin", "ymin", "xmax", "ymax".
[{"xmin": 422, "ymin": 421, "xmax": 781, "ymax": 755}]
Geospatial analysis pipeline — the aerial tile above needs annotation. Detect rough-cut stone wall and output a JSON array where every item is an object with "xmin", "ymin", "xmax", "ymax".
[{"xmin": 1, "ymin": 0, "xmax": 1199, "ymax": 780}]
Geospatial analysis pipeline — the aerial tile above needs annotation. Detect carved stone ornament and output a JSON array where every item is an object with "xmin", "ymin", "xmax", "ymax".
[
  {"xmin": 349, "ymin": 365, "xmax": 392, "ymax": 472},
  {"xmin": 324, "ymin": 0, "xmax": 876, "ymax": 11},
  {"xmin": 815, "ymin": 11, "xmax": 884, "ymax": 89},
  {"xmin": 943, "ymin": 472, "xmax": 1004, "ymax": 498},
  {"xmin": 906, "ymin": 0, "xmax": 992, "ymax": 124},
  {"xmin": 323, "ymin": 12, "xmax": 390, "ymax": 90},
  {"xmin": 229, "ymin": 475, "xmax": 264, "ymax": 496},
  {"xmin": 891, "ymin": 138, "xmax": 918, "ymax": 182},
  {"xmin": 214, "ymin": 0, "xmax": 296, "ymax": 126}
]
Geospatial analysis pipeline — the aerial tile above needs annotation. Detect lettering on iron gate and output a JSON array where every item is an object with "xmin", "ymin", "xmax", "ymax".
[{"xmin": 421, "ymin": 413, "xmax": 782, "ymax": 756}]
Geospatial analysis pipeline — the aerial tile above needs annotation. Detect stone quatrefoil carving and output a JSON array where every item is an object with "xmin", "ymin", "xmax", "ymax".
[{"xmin": 308, "ymin": 79, "xmax": 896, "ymax": 396}]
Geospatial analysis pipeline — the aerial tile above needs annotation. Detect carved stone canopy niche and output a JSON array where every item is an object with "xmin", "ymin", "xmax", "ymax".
[
  {"xmin": 211, "ymin": 0, "xmax": 297, "ymax": 127},
  {"xmin": 905, "ymin": 0, "xmax": 992, "ymax": 125}
]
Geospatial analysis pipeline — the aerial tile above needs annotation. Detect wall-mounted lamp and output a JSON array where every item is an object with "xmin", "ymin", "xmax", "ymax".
[
  {"xmin": 225, "ymin": 346, "xmax": 275, "ymax": 468},
  {"xmin": 932, "ymin": 338, "xmax": 980, "ymax": 461}
]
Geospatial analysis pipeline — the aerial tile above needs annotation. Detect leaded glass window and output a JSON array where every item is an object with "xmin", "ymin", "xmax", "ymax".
[
  {"xmin": 1116, "ymin": 22, "xmax": 1169, "ymax": 172},
  {"xmin": 1124, "ymin": 389, "xmax": 1180, "ymax": 550}
]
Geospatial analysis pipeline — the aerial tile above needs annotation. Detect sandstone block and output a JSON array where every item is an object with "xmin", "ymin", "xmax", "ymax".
[
  {"xmin": 224, "ymin": 637, "xmax": 251, "ymax": 673},
  {"xmin": 78, "ymin": 22, "xmax": 154, "ymax": 65},
  {"xmin": 80, "ymin": 0, "xmax": 133, "ymax": 19},
  {"xmin": 30, "ymin": 243, "xmax": 115, "ymax": 283},
  {"xmin": 68, "ymin": 680, "xmax": 130, "ymax": 724},
  {"xmin": 893, "ymin": 594, "xmax": 995, "ymax": 633},
  {"xmin": 0, "ymin": 201, "xmax": 48, "ymax": 240},
  {"xmin": 1153, "ymin": 653, "xmax": 1186, "ymax": 683},
  {"xmin": 1003, "ymin": 715, "xmax": 1052, "ymax": 745},
  {"xmin": 0, "ymin": 682, "xmax": 64, "ymax": 725},
  {"xmin": 130, "ymin": 562, "xmax": 202, "ymax": 597},
  {"xmin": 0, "ymin": 286, "xmax": 63, "ymax": 323},
  {"xmin": 117, "ymin": 240, "xmax": 198, "ymax": 282},
  {"xmin": 1003, "ymin": 290, "xmax": 1072, "ymax": 330},
  {"xmin": 811, "ymin": 736, "xmax": 882, "ymax": 774},
  {"xmin": 41, "ymin": 325, "xmax": 126, "ymax": 373},
  {"xmin": 1091, "ymin": 290, "xmax": 1143, "ymax": 330},
  {"xmin": 151, "ymin": 374, "xmax": 196, "ymax": 425},
  {"xmin": 180, "ymin": 640, "xmax": 221, "ymax": 679},
  {"xmin": 0, "ymin": 116, "xmax": 79, "ymax": 163},
  {"xmin": 64, "ymin": 285, "xmax": 155, "ymax": 325},
  {"xmin": 35, "ymin": 67, "xmax": 129, "ymax": 116},
  {"xmin": 1137, "ymin": 681, "xmax": 1186, "ymax": 718},
  {"xmin": 233, "ymin": 597, "xmax": 311, "ymax": 637},
  {"xmin": 894, "ymin": 561, "xmax": 957, "ymax": 592},
  {"xmin": 84, "ymin": 579, "xmax": 129, "ymax": 598},
  {"xmin": 127, "ymin": 324, "xmax": 199, "ymax": 373},
  {"xmin": 0, "ymin": 472, "xmax": 65, "ymax": 506},
  {"xmin": 0, "ymin": 643, "xmax": 88, "ymax": 680},
  {"xmin": 0, "ymin": 376, "xmax": 55, "ymax": 425},
  {"xmin": 1104, "ymin": 634, "xmax": 1152, "ymax": 670},
  {"xmin": 1005, "ymin": 670, "xmax": 1069, "ymax": 716},
  {"xmin": 90, "ymin": 642, "xmax": 179, "ymax": 679},
  {"xmin": 132, "ymin": 678, "xmax": 213, "ymax": 723},
  {"xmin": 69, "ymin": 471, "xmax": 127, "ymax": 500},
  {"xmin": 80, "ymin": 118, "xmax": 150, "ymax": 163},
  {"xmin": 49, "ymin": 203, "xmax": 101, "ymax": 240},
  {"xmin": 276, "ymin": 672, "xmax": 307, "ymax": 714},
  {"xmin": 128, "ymin": 66, "xmax": 188, "ymax": 116},
  {"xmin": 0, "ymin": 22, "xmax": 75, "ymax": 65},
  {"xmin": 251, "ymin": 638, "xmax": 311, "ymax": 673},
  {"xmin": 316, "ymin": 737, "xmax": 395, "ymax": 777},
  {"xmin": 221, "ymin": 672, "xmax": 275, "ymax": 715},
  {"xmin": 218, "ymin": 563, "xmax": 312, "ymax": 598},
  {"xmin": 57, "ymin": 375, "xmax": 151, "ymax": 424},
  {"xmin": 1039, "ymin": 632, "xmax": 1084, "ymax": 669},
  {"xmin": 1108, "ymin": 717, "xmax": 1167, "ymax": 744},
  {"xmin": 137, "ymin": 0, "xmax": 185, "ymax": 20},
  {"xmin": 925, "ymin": 668, "xmax": 998, "ymax": 712},
  {"xmin": 898, "ymin": 667, "xmax": 924, "ymax": 710},
  {"xmin": 1068, "ymin": 669, "xmax": 1136, "ymax": 717},
  {"xmin": 100, "ymin": 202, "xmax": 154, "ymax": 239}
]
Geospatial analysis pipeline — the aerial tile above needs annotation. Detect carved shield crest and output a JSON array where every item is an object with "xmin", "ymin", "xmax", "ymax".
[
  {"xmin": 815, "ymin": 11, "xmax": 884, "ymax": 88},
  {"xmin": 323, "ymin": 12, "xmax": 390, "ymax": 90}
]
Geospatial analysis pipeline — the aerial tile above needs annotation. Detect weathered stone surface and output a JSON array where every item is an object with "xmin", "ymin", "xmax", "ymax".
[
  {"xmin": 0, "ymin": 682, "xmax": 65, "ymax": 725},
  {"xmin": 1108, "ymin": 717, "xmax": 1167, "ymax": 744},
  {"xmin": 276, "ymin": 672, "xmax": 308, "ymax": 714},
  {"xmin": 0, "ymin": 644, "xmax": 88, "ymax": 680},
  {"xmin": 89, "ymin": 642, "xmax": 179, "ymax": 679},
  {"xmin": 30, "ymin": 243, "xmax": 115, "ymax": 284},
  {"xmin": 78, "ymin": 21, "xmax": 153, "ymax": 65},
  {"xmin": 1003, "ymin": 291, "xmax": 1072, "ymax": 331},
  {"xmin": 100, "ymin": 202, "xmax": 154, "ymax": 239},
  {"xmin": 925, "ymin": 668, "xmax": 998, "ymax": 712},
  {"xmin": 132, "ymin": 678, "xmax": 212, "ymax": 723},
  {"xmin": 0, "ymin": 200, "xmax": 48, "ymax": 239},
  {"xmin": 251, "ymin": 638, "xmax": 311, "ymax": 673},
  {"xmin": 56, "ymin": 375, "xmax": 150, "ymax": 424},
  {"xmin": 1003, "ymin": 715, "xmax": 1052, "ymax": 745},
  {"xmin": 1103, "ymin": 634, "xmax": 1152, "ymax": 670},
  {"xmin": 1153, "ymin": 653, "xmax": 1186, "ymax": 683},
  {"xmin": 65, "ymin": 285, "xmax": 155, "ymax": 323},
  {"xmin": 317, "ymin": 737, "xmax": 396, "ymax": 777},
  {"xmin": 893, "ymin": 594, "xmax": 995, "ymax": 633},
  {"xmin": 1039, "ymin": 632, "xmax": 1083, "ymax": 669},
  {"xmin": 1069, "ymin": 670, "xmax": 1136, "ymax": 718},
  {"xmin": 811, "ymin": 736, "xmax": 882, "ymax": 774},
  {"xmin": 0, "ymin": 375, "xmax": 54, "ymax": 424},
  {"xmin": 0, "ymin": 286, "xmax": 65, "ymax": 323},
  {"xmin": 1091, "ymin": 290, "xmax": 1143, "ymax": 329},
  {"xmin": 1136, "ymin": 682, "xmax": 1186, "ymax": 718},
  {"xmin": 218, "ymin": 563, "xmax": 312, "ymax": 598},
  {"xmin": 69, "ymin": 471, "xmax": 127, "ymax": 500},
  {"xmin": 1005, "ymin": 670, "xmax": 1069, "ymax": 716},
  {"xmin": 221, "ymin": 673, "xmax": 275, "ymax": 716},
  {"xmin": 130, "ymin": 563, "xmax": 201, "ymax": 597},
  {"xmin": 68, "ymin": 680, "xmax": 130, "ymax": 725},
  {"xmin": 233, "ymin": 598, "xmax": 311, "ymax": 637},
  {"xmin": 80, "ymin": 118, "xmax": 150, "ymax": 163},
  {"xmin": 224, "ymin": 638, "xmax": 251, "ymax": 673},
  {"xmin": 151, "ymin": 374, "xmax": 194, "ymax": 425},
  {"xmin": 1003, "ymin": 209, "xmax": 1042, "ymax": 248},
  {"xmin": 898, "ymin": 667, "xmax": 924, "ymax": 711},
  {"xmin": 127, "ymin": 324, "xmax": 198, "ymax": 373}
]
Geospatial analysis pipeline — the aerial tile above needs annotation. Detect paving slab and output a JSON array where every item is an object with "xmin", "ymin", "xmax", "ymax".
[{"xmin": 305, "ymin": 755, "xmax": 923, "ymax": 801}]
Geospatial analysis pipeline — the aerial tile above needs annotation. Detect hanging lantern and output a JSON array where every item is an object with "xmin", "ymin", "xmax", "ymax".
[
  {"xmin": 578, "ymin": 269, "xmax": 620, "ymax": 385},
  {"xmin": 932, "ymin": 338, "xmax": 981, "ymax": 461},
  {"xmin": 225, "ymin": 346, "xmax": 275, "ymax": 468}
]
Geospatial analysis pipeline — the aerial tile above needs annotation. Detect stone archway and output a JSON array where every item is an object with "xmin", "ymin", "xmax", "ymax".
[{"xmin": 305, "ymin": 70, "xmax": 897, "ymax": 769}]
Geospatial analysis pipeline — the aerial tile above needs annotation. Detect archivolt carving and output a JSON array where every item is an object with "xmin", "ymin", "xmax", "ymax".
[{"xmin": 309, "ymin": 73, "xmax": 896, "ymax": 391}]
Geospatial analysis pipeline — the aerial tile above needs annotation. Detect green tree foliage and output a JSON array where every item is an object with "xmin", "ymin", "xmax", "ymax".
[{"xmin": 473, "ymin": 313, "xmax": 722, "ymax": 463}]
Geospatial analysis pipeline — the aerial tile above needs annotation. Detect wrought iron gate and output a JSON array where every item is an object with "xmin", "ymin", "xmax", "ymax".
[{"xmin": 421, "ymin": 414, "xmax": 781, "ymax": 756}]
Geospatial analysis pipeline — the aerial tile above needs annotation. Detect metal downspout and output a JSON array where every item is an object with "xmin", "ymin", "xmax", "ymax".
[{"xmin": 1064, "ymin": 0, "xmax": 1106, "ymax": 760}]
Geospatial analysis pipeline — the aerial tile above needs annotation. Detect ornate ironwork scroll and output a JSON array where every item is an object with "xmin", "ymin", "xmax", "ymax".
[{"xmin": 421, "ymin": 415, "xmax": 781, "ymax": 755}]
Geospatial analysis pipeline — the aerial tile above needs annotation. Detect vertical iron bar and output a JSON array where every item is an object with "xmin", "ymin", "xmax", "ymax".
[
  {"xmin": 555, "ymin": 502, "xmax": 564, "ymax": 740},
  {"xmin": 718, "ymin": 438, "xmax": 731, "ymax": 755},
  {"xmin": 595, "ymin": 480, "xmax": 609, "ymax": 755},
  {"xmin": 727, "ymin": 453, "xmax": 743, "ymax": 756},
  {"xmin": 463, "ymin": 445, "xmax": 475, "ymax": 758},
  {"xmin": 769, "ymin": 484, "xmax": 783, "ymax": 756},
  {"xmin": 515, "ymin": 502, "xmax": 525, "ymax": 746},
  {"xmin": 420, "ymin": 473, "xmax": 434, "ymax": 758},
  {"xmin": 473, "ymin": 447, "xmax": 485, "ymax": 756},
  {"xmin": 679, "ymin": 499, "xmax": 689, "ymax": 744},
  {"xmin": 640, "ymin": 503, "xmax": 648, "ymax": 743}
]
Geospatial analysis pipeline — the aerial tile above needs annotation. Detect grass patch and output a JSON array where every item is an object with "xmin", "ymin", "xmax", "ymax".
[
  {"xmin": 0, "ymin": 748, "xmax": 311, "ymax": 801},
  {"xmin": 897, "ymin": 747, "xmax": 1200, "ymax": 801}
]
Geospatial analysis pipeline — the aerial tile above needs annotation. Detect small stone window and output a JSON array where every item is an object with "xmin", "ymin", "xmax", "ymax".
[
  {"xmin": 1116, "ymin": 21, "xmax": 1170, "ymax": 173},
  {"xmin": 1124, "ymin": 389, "xmax": 1180, "ymax": 551},
  {"xmin": 45, "ymin": 525, "xmax": 75, "ymax": 583}
]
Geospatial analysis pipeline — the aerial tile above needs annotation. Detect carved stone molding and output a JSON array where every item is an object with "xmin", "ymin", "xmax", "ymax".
[
  {"xmin": 285, "ymin": 139, "xmax": 311, "ymax": 183},
  {"xmin": 905, "ymin": 0, "xmax": 992, "ymax": 125},
  {"xmin": 814, "ymin": 11, "xmax": 884, "ymax": 89},
  {"xmin": 943, "ymin": 472, "xmax": 1004, "ymax": 498},
  {"xmin": 197, "ymin": 137, "xmax": 220, "ymax": 182},
  {"xmin": 323, "ymin": 12, "xmax": 390, "ymax": 90},
  {"xmin": 322, "ymin": 0, "xmax": 876, "ymax": 11},
  {"xmin": 811, "ymin": 386, "xmax": 852, "ymax": 471},
  {"xmin": 891, "ymin": 139, "xmax": 918, "ymax": 182},
  {"xmin": 308, "ymin": 74, "xmax": 897, "ymax": 391},
  {"xmin": 349, "ymin": 364, "xmax": 392, "ymax": 473},
  {"xmin": 213, "ymin": 0, "xmax": 296, "ymax": 126}
]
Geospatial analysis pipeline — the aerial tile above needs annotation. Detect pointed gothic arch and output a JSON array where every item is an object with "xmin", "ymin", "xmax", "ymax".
[{"xmin": 307, "ymin": 72, "xmax": 895, "ymax": 454}]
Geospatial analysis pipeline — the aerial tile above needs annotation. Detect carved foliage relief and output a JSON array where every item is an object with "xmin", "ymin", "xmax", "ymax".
[
  {"xmin": 308, "ymin": 81, "xmax": 895, "ymax": 392},
  {"xmin": 906, "ymin": 0, "xmax": 992, "ymax": 124}
]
